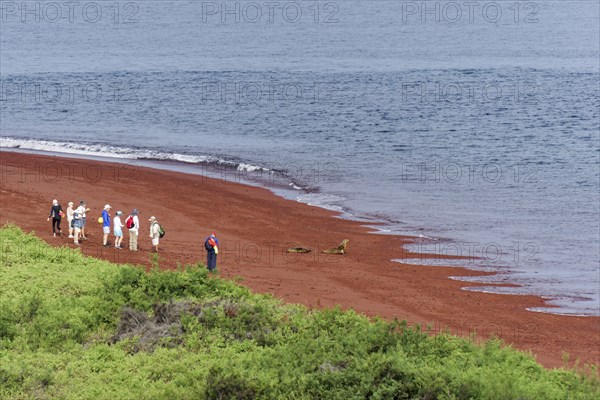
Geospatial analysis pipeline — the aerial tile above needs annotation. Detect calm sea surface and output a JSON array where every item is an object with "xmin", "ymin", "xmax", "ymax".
[{"xmin": 1, "ymin": 1, "xmax": 599, "ymax": 315}]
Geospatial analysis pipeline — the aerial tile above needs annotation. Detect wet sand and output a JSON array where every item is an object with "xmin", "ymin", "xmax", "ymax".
[{"xmin": 1, "ymin": 150, "xmax": 598, "ymax": 369}]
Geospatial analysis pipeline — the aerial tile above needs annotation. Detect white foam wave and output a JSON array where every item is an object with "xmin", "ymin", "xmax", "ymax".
[
  {"xmin": 1, "ymin": 137, "xmax": 132, "ymax": 159},
  {"xmin": 236, "ymin": 162, "xmax": 270, "ymax": 172},
  {"xmin": 0, "ymin": 137, "xmax": 268, "ymax": 173},
  {"xmin": 296, "ymin": 192, "xmax": 346, "ymax": 212}
]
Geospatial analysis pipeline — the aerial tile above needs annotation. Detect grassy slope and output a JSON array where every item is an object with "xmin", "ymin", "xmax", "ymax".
[{"xmin": 0, "ymin": 225, "xmax": 598, "ymax": 399}]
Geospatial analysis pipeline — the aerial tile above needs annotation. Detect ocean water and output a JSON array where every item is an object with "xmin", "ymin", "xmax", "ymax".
[{"xmin": 1, "ymin": 1, "xmax": 599, "ymax": 315}]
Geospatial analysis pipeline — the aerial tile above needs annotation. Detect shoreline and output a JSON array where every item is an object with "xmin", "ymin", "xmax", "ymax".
[
  {"xmin": 4, "ymin": 144, "xmax": 598, "ymax": 317},
  {"xmin": 1, "ymin": 150, "xmax": 598, "ymax": 368}
]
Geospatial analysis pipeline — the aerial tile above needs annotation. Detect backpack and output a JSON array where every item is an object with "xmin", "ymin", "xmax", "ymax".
[
  {"xmin": 158, "ymin": 224, "xmax": 165, "ymax": 238},
  {"xmin": 204, "ymin": 238, "xmax": 212, "ymax": 251},
  {"xmin": 125, "ymin": 216, "xmax": 134, "ymax": 229}
]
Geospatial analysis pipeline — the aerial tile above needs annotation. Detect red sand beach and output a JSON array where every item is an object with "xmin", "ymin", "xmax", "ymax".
[{"xmin": 0, "ymin": 151, "xmax": 598, "ymax": 369}]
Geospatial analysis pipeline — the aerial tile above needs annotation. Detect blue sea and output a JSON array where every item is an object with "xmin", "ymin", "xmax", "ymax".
[{"xmin": 1, "ymin": 1, "xmax": 599, "ymax": 315}]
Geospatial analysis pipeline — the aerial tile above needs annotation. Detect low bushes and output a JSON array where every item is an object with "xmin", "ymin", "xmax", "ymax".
[{"xmin": 0, "ymin": 225, "xmax": 598, "ymax": 399}]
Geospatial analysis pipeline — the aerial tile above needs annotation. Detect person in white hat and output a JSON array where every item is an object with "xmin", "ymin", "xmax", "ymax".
[
  {"xmin": 102, "ymin": 204, "xmax": 112, "ymax": 247},
  {"xmin": 72, "ymin": 204, "xmax": 85, "ymax": 245},
  {"xmin": 127, "ymin": 209, "xmax": 140, "ymax": 251},
  {"xmin": 46, "ymin": 199, "xmax": 63, "ymax": 237},
  {"xmin": 148, "ymin": 216, "xmax": 160, "ymax": 253}
]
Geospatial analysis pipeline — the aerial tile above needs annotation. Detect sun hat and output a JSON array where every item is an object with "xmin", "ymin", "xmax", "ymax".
[
  {"xmin": 116, "ymin": 211, "xmax": 122, "ymax": 216},
  {"xmin": 149, "ymin": 216, "xmax": 156, "ymax": 222},
  {"xmin": 104, "ymin": 204, "xmax": 112, "ymax": 210},
  {"xmin": 68, "ymin": 201, "xmax": 73, "ymax": 206},
  {"xmin": 52, "ymin": 199, "xmax": 58, "ymax": 205}
]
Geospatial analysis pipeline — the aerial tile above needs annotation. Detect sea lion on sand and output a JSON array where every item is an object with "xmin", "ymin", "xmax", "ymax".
[
  {"xmin": 287, "ymin": 247, "xmax": 312, "ymax": 253},
  {"xmin": 322, "ymin": 239, "xmax": 349, "ymax": 254}
]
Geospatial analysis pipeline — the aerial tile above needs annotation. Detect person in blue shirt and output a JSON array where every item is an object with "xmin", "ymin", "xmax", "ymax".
[
  {"xmin": 102, "ymin": 204, "xmax": 112, "ymax": 247},
  {"xmin": 204, "ymin": 232, "xmax": 219, "ymax": 272}
]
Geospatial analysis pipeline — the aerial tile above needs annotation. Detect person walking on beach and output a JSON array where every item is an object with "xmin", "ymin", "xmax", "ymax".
[
  {"xmin": 149, "ymin": 216, "xmax": 161, "ymax": 253},
  {"xmin": 101, "ymin": 204, "xmax": 112, "ymax": 247},
  {"xmin": 204, "ymin": 232, "xmax": 219, "ymax": 273},
  {"xmin": 72, "ymin": 207, "xmax": 83, "ymax": 245},
  {"xmin": 127, "ymin": 209, "xmax": 140, "ymax": 251},
  {"xmin": 76, "ymin": 201, "xmax": 90, "ymax": 240},
  {"xmin": 113, "ymin": 211, "xmax": 124, "ymax": 249},
  {"xmin": 47, "ymin": 199, "xmax": 63, "ymax": 237},
  {"xmin": 66, "ymin": 201, "xmax": 75, "ymax": 238}
]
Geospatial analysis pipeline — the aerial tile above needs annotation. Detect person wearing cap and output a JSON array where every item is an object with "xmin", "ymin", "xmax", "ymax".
[
  {"xmin": 47, "ymin": 199, "xmax": 63, "ymax": 237},
  {"xmin": 204, "ymin": 232, "xmax": 219, "ymax": 273},
  {"xmin": 102, "ymin": 204, "xmax": 112, "ymax": 247},
  {"xmin": 128, "ymin": 209, "xmax": 140, "ymax": 251},
  {"xmin": 148, "ymin": 216, "xmax": 161, "ymax": 253},
  {"xmin": 66, "ymin": 201, "xmax": 75, "ymax": 238},
  {"xmin": 72, "ymin": 206, "xmax": 83, "ymax": 245},
  {"xmin": 113, "ymin": 211, "xmax": 124, "ymax": 249}
]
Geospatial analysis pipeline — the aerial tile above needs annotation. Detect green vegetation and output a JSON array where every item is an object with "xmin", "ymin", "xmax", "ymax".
[{"xmin": 0, "ymin": 225, "xmax": 598, "ymax": 399}]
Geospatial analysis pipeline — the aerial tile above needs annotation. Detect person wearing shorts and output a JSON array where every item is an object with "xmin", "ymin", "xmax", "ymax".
[
  {"xmin": 113, "ymin": 211, "xmax": 124, "ymax": 249},
  {"xmin": 102, "ymin": 204, "xmax": 112, "ymax": 247},
  {"xmin": 148, "ymin": 216, "xmax": 160, "ymax": 253},
  {"xmin": 77, "ymin": 201, "xmax": 89, "ymax": 240},
  {"xmin": 72, "ymin": 209, "xmax": 83, "ymax": 245}
]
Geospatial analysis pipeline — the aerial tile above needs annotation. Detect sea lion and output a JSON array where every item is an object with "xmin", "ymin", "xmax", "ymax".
[
  {"xmin": 322, "ymin": 239, "xmax": 349, "ymax": 254},
  {"xmin": 287, "ymin": 247, "xmax": 312, "ymax": 253}
]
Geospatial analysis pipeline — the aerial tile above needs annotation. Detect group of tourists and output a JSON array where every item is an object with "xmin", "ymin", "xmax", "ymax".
[
  {"xmin": 47, "ymin": 199, "xmax": 220, "ymax": 271},
  {"xmin": 47, "ymin": 199, "xmax": 162, "ymax": 251}
]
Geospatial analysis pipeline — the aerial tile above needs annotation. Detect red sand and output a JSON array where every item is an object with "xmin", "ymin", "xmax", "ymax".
[{"xmin": 1, "ymin": 151, "xmax": 598, "ymax": 369}]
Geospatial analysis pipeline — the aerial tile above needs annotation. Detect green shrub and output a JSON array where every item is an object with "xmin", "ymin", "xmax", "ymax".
[{"xmin": 0, "ymin": 225, "xmax": 598, "ymax": 399}]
